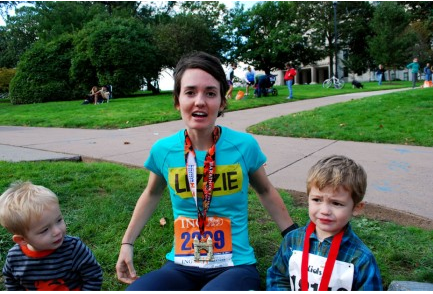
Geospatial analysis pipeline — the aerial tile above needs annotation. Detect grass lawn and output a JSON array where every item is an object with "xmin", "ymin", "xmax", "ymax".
[
  {"xmin": 0, "ymin": 81, "xmax": 416, "ymax": 130},
  {"xmin": 1, "ymin": 80, "xmax": 432, "ymax": 290},
  {"xmin": 0, "ymin": 161, "xmax": 432, "ymax": 290},
  {"xmin": 248, "ymin": 86, "xmax": 433, "ymax": 147}
]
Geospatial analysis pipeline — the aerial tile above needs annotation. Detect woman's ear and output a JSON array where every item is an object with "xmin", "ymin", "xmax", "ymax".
[
  {"xmin": 352, "ymin": 201, "xmax": 365, "ymax": 216},
  {"xmin": 12, "ymin": 234, "xmax": 28, "ymax": 246}
]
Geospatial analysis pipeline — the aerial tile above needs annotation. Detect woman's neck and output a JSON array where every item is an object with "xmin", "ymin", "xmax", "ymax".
[{"xmin": 186, "ymin": 126, "xmax": 216, "ymax": 151}]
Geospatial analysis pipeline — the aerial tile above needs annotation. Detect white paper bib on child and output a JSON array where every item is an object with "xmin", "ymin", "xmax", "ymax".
[{"xmin": 289, "ymin": 250, "xmax": 354, "ymax": 291}]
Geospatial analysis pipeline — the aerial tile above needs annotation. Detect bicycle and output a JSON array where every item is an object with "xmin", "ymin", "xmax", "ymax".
[{"xmin": 323, "ymin": 76, "xmax": 345, "ymax": 89}]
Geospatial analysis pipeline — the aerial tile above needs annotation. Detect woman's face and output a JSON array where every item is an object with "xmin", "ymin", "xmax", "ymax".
[{"xmin": 176, "ymin": 68, "xmax": 225, "ymax": 133}]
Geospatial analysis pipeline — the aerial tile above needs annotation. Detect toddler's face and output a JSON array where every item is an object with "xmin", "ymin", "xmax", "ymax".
[
  {"xmin": 308, "ymin": 185, "xmax": 363, "ymax": 240},
  {"xmin": 24, "ymin": 203, "xmax": 66, "ymax": 251}
]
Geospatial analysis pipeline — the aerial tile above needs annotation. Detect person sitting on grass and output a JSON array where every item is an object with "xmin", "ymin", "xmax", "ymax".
[
  {"xmin": 82, "ymin": 86, "xmax": 99, "ymax": 105},
  {"xmin": 267, "ymin": 155, "xmax": 383, "ymax": 291},
  {"xmin": 96, "ymin": 85, "xmax": 111, "ymax": 104},
  {"xmin": 0, "ymin": 181, "xmax": 103, "ymax": 291}
]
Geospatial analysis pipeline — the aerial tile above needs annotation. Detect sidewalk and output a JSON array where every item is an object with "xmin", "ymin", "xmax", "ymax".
[{"xmin": 1, "ymin": 88, "xmax": 433, "ymax": 224}]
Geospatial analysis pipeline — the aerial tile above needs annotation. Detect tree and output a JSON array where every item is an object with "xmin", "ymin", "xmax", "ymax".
[
  {"xmin": 152, "ymin": 13, "xmax": 223, "ymax": 69},
  {"xmin": 368, "ymin": 1, "xmax": 417, "ymax": 80},
  {"xmin": 70, "ymin": 17, "xmax": 159, "ymax": 96},
  {"xmin": 230, "ymin": 1, "xmax": 323, "ymax": 71},
  {"xmin": 9, "ymin": 34, "xmax": 77, "ymax": 104},
  {"xmin": 0, "ymin": 5, "xmax": 38, "ymax": 67},
  {"xmin": 337, "ymin": 2, "xmax": 375, "ymax": 76}
]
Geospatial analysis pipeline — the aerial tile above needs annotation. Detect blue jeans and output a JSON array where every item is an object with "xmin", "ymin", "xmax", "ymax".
[
  {"xmin": 377, "ymin": 73, "xmax": 383, "ymax": 85},
  {"xmin": 412, "ymin": 73, "xmax": 418, "ymax": 88},
  {"xmin": 125, "ymin": 261, "xmax": 261, "ymax": 291},
  {"xmin": 286, "ymin": 79, "xmax": 294, "ymax": 98}
]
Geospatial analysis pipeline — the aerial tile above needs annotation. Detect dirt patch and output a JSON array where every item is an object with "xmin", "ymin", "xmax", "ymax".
[{"xmin": 287, "ymin": 190, "xmax": 433, "ymax": 230}]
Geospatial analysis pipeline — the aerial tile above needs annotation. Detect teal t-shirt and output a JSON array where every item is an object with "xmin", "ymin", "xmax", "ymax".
[
  {"xmin": 144, "ymin": 126, "xmax": 266, "ymax": 267},
  {"xmin": 407, "ymin": 62, "xmax": 420, "ymax": 73}
]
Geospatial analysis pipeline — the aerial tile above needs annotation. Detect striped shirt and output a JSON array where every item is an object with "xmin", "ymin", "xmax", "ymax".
[
  {"xmin": 266, "ymin": 222, "xmax": 383, "ymax": 291},
  {"xmin": 2, "ymin": 235, "xmax": 103, "ymax": 291}
]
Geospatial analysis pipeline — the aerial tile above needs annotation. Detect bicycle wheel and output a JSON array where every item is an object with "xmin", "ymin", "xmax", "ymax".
[
  {"xmin": 323, "ymin": 79, "xmax": 332, "ymax": 88},
  {"xmin": 334, "ymin": 80, "xmax": 345, "ymax": 89}
]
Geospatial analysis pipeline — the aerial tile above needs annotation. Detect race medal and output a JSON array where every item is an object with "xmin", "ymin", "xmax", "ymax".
[
  {"xmin": 184, "ymin": 127, "xmax": 220, "ymax": 262},
  {"xmin": 193, "ymin": 236, "xmax": 214, "ymax": 261}
]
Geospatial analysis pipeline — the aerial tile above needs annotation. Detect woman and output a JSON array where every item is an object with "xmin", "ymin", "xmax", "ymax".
[{"xmin": 115, "ymin": 51, "xmax": 296, "ymax": 291}]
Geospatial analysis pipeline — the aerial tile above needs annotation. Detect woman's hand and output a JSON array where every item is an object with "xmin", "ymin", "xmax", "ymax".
[{"xmin": 116, "ymin": 244, "xmax": 139, "ymax": 284}]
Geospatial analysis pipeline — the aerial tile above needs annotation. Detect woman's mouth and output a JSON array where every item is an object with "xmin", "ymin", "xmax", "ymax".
[{"xmin": 192, "ymin": 112, "xmax": 207, "ymax": 118}]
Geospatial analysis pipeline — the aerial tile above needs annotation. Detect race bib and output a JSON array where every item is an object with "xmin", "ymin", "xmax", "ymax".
[
  {"xmin": 289, "ymin": 250, "xmax": 354, "ymax": 291},
  {"xmin": 174, "ymin": 216, "xmax": 234, "ymax": 268}
]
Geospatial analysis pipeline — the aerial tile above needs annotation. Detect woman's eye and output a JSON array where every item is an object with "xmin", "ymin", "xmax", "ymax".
[{"xmin": 207, "ymin": 92, "xmax": 217, "ymax": 97}]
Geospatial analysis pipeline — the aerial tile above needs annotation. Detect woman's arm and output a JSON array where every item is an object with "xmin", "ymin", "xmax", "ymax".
[
  {"xmin": 249, "ymin": 166, "xmax": 294, "ymax": 231},
  {"xmin": 115, "ymin": 172, "xmax": 167, "ymax": 284}
]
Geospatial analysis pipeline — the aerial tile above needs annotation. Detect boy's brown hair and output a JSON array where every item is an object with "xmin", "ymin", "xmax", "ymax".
[{"xmin": 306, "ymin": 155, "xmax": 367, "ymax": 205}]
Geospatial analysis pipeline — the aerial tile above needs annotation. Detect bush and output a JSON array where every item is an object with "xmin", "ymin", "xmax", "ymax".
[
  {"xmin": 0, "ymin": 68, "xmax": 16, "ymax": 93},
  {"xmin": 9, "ymin": 34, "xmax": 81, "ymax": 105}
]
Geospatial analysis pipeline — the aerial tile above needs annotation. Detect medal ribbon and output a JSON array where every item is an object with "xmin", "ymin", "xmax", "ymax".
[
  {"xmin": 301, "ymin": 222, "xmax": 345, "ymax": 291},
  {"xmin": 185, "ymin": 126, "xmax": 220, "ymax": 236}
]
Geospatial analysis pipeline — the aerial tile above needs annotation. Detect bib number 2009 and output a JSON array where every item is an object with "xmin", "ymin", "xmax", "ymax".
[{"xmin": 181, "ymin": 230, "xmax": 225, "ymax": 250}]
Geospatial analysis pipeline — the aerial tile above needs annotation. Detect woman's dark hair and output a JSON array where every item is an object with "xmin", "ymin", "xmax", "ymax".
[{"xmin": 173, "ymin": 51, "xmax": 228, "ymax": 117}]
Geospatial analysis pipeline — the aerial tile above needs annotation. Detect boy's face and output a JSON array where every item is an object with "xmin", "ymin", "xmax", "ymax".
[
  {"xmin": 20, "ymin": 203, "xmax": 66, "ymax": 251},
  {"xmin": 308, "ymin": 185, "xmax": 364, "ymax": 240}
]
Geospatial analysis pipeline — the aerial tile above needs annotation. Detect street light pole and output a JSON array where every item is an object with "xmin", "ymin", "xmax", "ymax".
[{"xmin": 333, "ymin": 1, "xmax": 338, "ymax": 78}]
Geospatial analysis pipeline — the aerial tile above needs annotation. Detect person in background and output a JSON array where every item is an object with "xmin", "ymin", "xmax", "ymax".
[
  {"xmin": 225, "ymin": 62, "xmax": 237, "ymax": 99},
  {"xmin": 376, "ymin": 64, "xmax": 385, "ymax": 86},
  {"xmin": 424, "ymin": 63, "xmax": 431, "ymax": 82},
  {"xmin": 267, "ymin": 155, "xmax": 382, "ymax": 291},
  {"xmin": 244, "ymin": 66, "xmax": 255, "ymax": 96},
  {"xmin": 284, "ymin": 62, "xmax": 296, "ymax": 99},
  {"xmin": 0, "ymin": 181, "xmax": 103, "ymax": 291},
  {"xmin": 407, "ymin": 57, "xmax": 420, "ymax": 89},
  {"xmin": 82, "ymin": 86, "xmax": 99, "ymax": 105},
  {"xmin": 96, "ymin": 85, "xmax": 110, "ymax": 103},
  {"xmin": 115, "ymin": 51, "xmax": 297, "ymax": 291}
]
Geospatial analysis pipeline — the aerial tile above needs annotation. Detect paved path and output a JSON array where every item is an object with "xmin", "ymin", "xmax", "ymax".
[{"xmin": 1, "ymin": 88, "xmax": 433, "ymax": 222}]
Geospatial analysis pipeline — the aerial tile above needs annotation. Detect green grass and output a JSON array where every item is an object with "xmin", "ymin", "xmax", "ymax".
[
  {"xmin": 0, "ymin": 81, "xmax": 415, "ymax": 130},
  {"xmin": 247, "ymin": 87, "xmax": 433, "ymax": 147},
  {"xmin": 0, "ymin": 161, "xmax": 431, "ymax": 290}
]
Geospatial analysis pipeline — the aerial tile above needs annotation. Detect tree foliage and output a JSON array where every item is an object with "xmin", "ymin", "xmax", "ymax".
[
  {"xmin": 70, "ymin": 17, "xmax": 159, "ymax": 96},
  {"xmin": 9, "ymin": 34, "xmax": 77, "ymax": 104},
  {"xmin": 368, "ymin": 1, "xmax": 417, "ymax": 73},
  {"xmin": 1, "ymin": 1, "xmax": 432, "ymax": 104},
  {"xmin": 231, "ymin": 1, "xmax": 323, "ymax": 71}
]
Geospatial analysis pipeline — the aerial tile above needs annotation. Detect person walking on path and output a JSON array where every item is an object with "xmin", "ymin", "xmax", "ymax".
[
  {"xmin": 424, "ymin": 63, "xmax": 432, "ymax": 82},
  {"xmin": 284, "ymin": 62, "xmax": 297, "ymax": 99},
  {"xmin": 376, "ymin": 64, "xmax": 385, "ymax": 86},
  {"xmin": 407, "ymin": 57, "xmax": 420, "ymax": 88},
  {"xmin": 115, "ymin": 51, "xmax": 297, "ymax": 291}
]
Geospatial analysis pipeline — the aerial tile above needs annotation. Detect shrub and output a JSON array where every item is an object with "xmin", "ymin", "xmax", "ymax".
[
  {"xmin": 9, "ymin": 34, "xmax": 81, "ymax": 105},
  {"xmin": 0, "ymin": 68, "xmax": 16, "ymax": 93}
]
